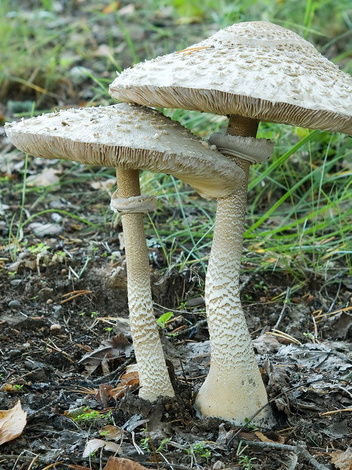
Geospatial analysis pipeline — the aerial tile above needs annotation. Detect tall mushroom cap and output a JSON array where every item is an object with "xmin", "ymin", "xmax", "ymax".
[
  {"xmin": 109, "ymin": 21, "xmax": 352, "ymax": 136},
  {"xmin": 5, "ymin": 103, "xmax": 244, "ymax": 199}
]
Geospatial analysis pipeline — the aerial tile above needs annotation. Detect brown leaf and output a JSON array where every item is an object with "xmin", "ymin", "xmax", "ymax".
[
  {"xmin": 102, "ymin": 2, "xmax": 119, "ymax": 14},
  {"xmin": 110, "ymin": 364, "xmax": 139, "ymax": 399},
  {"xmin": 99, "ymin": 424, "xmax": 122, "ymax": 441},
  {"xmin": 96, "ymin": 384, "xmax": 113, "ymax": 407},
  {"xmin": 0, "ymin": 401, "xmax": 27, "ymax": 445},
  {"xmin": 68, "ymin": 465, "xmax": 92, "ymax": 470},
  {"xmin": 254, "ymin": 431, "xmax": 285, "ymax": 444},
  {"xmin": 330, "ymin": 449, "xmax": 352, "ymax": 470},
  {"xmin": 103, "ymin": 457, "xmax": 148, "ymax": 470}
]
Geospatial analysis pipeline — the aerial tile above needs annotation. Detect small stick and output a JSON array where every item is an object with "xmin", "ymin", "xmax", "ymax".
[
  {"xmin": 268, "ymin": 329, "xmax": 302, "ymax": 345},
  {"xmin": 320, "ymin": 407, "xmax": 352, "ymax": 416},
  {"xmin": 60, "ymin": 289, "xmax": 92, "ymax": 304},
  {"xmin": 313, "ymin": 305, "xmax": 352, "ymax": 320},
  {"xmin": 239, "ymin": 440, "xmax": 330, "ymax": 470},
  {"xmin": 273, "ymin": 287, "xmax": 291, "ymax": 330},
  {"xmin": 286, "ymin": 453, "xmax": 298, "ymax": 470}
]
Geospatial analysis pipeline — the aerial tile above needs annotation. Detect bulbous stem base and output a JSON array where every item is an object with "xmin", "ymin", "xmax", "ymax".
[{"xmin": 195, "ymin": 116, "xmax": 273, "ymax": 425}]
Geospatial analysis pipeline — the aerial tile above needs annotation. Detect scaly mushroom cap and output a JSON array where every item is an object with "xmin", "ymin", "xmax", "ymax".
[
  {"xmin": 5, "ymin": 103, "xmax": 244, "ymax": 199},
  {"xmin": 109, "ymin": 21, "xmax": 352, "ymax": 136}
]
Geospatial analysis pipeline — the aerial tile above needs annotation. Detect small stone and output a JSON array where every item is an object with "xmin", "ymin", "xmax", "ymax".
[
  {"xmin": 9, "ymin": 300, "xmax": 21, "ymax": 309},
  {"xmin": 50, "ymin": 323, "xmax": 61, "ymax": 333},
  {"xmin": 52, "ymin": 305, "xmax": 62, "ymax": 319},
  {"xmin": 8, "ymin": 349, "xmax": 22, "ymax": 358},
  {"xmin": 69, "ymin": 66, "xmax": 94, "ymax": 85},
  {"xmin": 51, "ymin": 212, "xmax": 62, "ymax": 223}
]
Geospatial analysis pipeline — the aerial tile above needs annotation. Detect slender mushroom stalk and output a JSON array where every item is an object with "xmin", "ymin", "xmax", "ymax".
[
  {"xmin": 196, "ymin": 116, "xmax": 274, "ymax": 423},
  {"xmin": 109, "ymin": 21, "xmax": 352, "ymax": 423},
  {"xmin": 114, "ymin": 168, "xmax": 174, "ymax": 399},
  {"xmin": 5, "ymin": 103, "xmax": 244, "ymax": 402}
]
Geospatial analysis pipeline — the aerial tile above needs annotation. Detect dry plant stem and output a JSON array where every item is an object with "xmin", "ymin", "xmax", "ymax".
[
  {"xmin": 116, "ymin": 168, "xmax": 174, "ymax": 400},
  {"xmin": 196, "ymin": 115, "xmax": 271, "ymax": 424},
  {"xmin": 240, "ymin": 441, "xmax": 330, "ymax": 470}
]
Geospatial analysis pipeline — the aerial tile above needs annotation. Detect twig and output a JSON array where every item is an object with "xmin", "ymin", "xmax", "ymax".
[
  {"xmin": 60, "ymin": 289, "xmax": 92, "ymax": 304},
  {"xmin": 286, "ymin": 452, "xmax": 298, "ymax": 470},
  {"xmin": 268, "ymin": 329, "xmax": 302, "ymax": 345},
  {"xmin": 177, "ymin": 319, "xmax": 207, "ymax": 338},
  {"xmin": 239, "ymin": 440, "xmax": 330, "ymax": 470},
  {"xmin": 298, "ymin": 445, "xmax": 330, "ymax": 470},
  {"xmin": 2, "ymin": 454, "xmax": 191, "ymax": 470},
  {"xmin": 320, "ymin": 407, "xmax": 352, "ymax": 416},
  {"xmin": 239, "ymin": 265, "xmax": 263, "ymax": 292},
  {"xmin": 92, "ymin": 356, "xmax": 136, "ymax": 383},
  {"xmin": 139, "ymin": 462, "xmax": 189, "ymax": 470},
  {"xmin": 274, "ymin": 287, "xmax": 291, "ymax": 330},
  {"xmin": 227, "ymin": 380, "xmax": 330, "ymax": 450},
  {"xmin": 41, "ymin": 462, "xmax": 65, "ymax": 470},
  {"xmin": 313, "ymin": 305, "xmax": 352, "ymax": 321},
  {"xmin": 42, "ymin": 339, "xmax": 75, "ymax": 363}
]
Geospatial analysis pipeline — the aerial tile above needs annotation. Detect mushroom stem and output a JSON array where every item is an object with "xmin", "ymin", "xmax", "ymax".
[
  {"xmin": 195, "ymin": 116, "xmax": 273, "ymax": 425},
  {"xmin": 116, "ymin": 167, "xmax": 175, "ymax": 400}
]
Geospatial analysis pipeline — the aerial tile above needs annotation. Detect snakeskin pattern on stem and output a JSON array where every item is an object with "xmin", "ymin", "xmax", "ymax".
[{"xmin": 116, "ymin": 167, "xmax": 174, "ymax": 400}]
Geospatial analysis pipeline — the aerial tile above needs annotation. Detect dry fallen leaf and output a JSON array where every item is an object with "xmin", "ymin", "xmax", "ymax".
[
  {"xmin": 99, "ymin": 424, "xmax": 123, "ymax": 441},
  {"xmin": 330, "ymin": 448, "xmax": 352, "ymax": 470},
  {"xmin": 102, "ymin": 2, "xmax": 119, "ymax": 14},
  {"xmin": 111, "ymin": 364, "xmax": 139, "ymax": 400},
  {"xmin": 103, "ymin": 457, "xmax": 148, "ymax": 470},
  {"xmin": 82, "ymin": 438, "xmax": 120, "ymax": 458},
  {"xmin": 0, "ymin": 401, "xmax": 27, "ymax": 445},
  {"xmin": 90, "ymin": 179, "xmax": 115, "ymax": 191},
  {"xmin": 68, "ymin": 465, "xmax": 92, "ymax": 470},
  {"xmin": 79, "ymin": 333, "xmax": 133, "ymax": 375},
  {"xmin": 254, "ymin": 431, "xmax": 285, "ymax": 444},
  {"xmin": 26, "ymin": 168, "xmax": 60, "ymax": 188}
]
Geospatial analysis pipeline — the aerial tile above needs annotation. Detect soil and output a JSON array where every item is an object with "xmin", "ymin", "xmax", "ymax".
[
  {"xmin": 1, "ymin": 2, "xmax": 352, "ymax": 470},
  {"xmin": 0, "ymin": 160, "xmax": 351, "ymax": 470}
]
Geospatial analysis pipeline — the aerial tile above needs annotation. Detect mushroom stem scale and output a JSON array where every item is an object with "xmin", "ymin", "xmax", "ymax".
[
  {"xmin": 116, "ymin": 168, "xmax": 174, "ymax": 400},
  {"xmin": 195, "ymin": 116, "xmax": 273, "ymax": 425}
]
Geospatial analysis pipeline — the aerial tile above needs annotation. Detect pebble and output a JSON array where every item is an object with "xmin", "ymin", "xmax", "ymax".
[
  {"xmin": 50, "ymin": 323, "xmax": 61, "ymax": 333},
  {"xmin": 9, "ymin": 300, "xmax": 21, "ymax": 309},
  {"xmin": 51, "ymin": 212, "xmax": 62, "ymax": 223},
  {"xmin": 52, "ymin": 305, "xmax": 62, "ymax": 319},
  {"xmin": 8, "ymin": 349, "xmax": 22, "ymax": 358}
]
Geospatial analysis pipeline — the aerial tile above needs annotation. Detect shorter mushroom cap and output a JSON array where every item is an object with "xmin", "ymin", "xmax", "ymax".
[{"xmin": 5, "ymin": 103, "xmax": 244, "ymax": 199}]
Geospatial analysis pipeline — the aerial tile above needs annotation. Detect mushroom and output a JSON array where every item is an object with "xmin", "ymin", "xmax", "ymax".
[
  {"xmin": 109, "ymin": 21, "xmax": 352, "ymax": 423},
  {"xmin": 5, "ymin": 102, "xmax": 244, "ymax": 402}
]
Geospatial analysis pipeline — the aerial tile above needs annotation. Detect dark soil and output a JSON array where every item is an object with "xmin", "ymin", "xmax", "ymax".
[
  {"xmin": 1, "ymin": 2, "xmax": 352, "ymax": 470},
  {"xmin": 0, "ymin": 174, "xmax": 351, "ymax": 469}
]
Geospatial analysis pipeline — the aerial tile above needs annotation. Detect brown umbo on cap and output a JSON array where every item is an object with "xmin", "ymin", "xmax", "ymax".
[
  {"xmin": 5, "ymin": 103, "xmax": 244, "ymax": 199},
  {"xmin": 109, "ymin": 21, "xmax": 352, "ymax": 136}
]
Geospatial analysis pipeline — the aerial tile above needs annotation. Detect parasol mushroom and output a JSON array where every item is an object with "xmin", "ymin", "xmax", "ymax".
[
  {"xmin": 5, "ymin": 102, "xmax": 244, "ymax": 402},
  {"xmin": 109, "ymin": 21, "xmax": 352, "ymax": 424}
]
